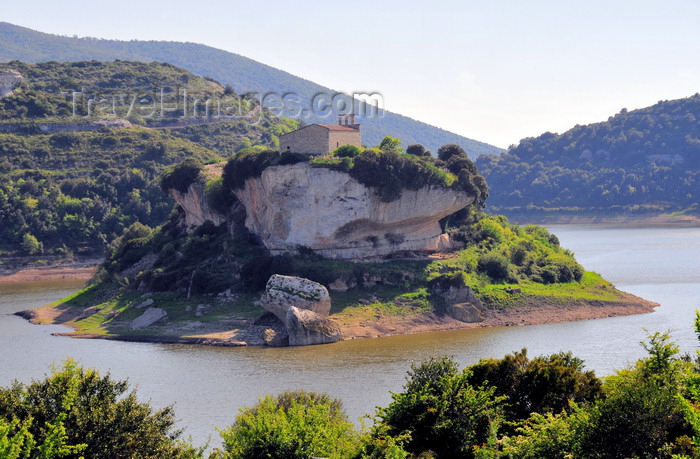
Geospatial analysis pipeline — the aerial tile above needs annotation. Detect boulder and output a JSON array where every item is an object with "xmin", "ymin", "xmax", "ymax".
[
  {"xmin": 260, "ymin": 274, "xmax": 331, "ymax": 322},
  {"xmin": 285, "ymin": 306, "xmax": 341, "ymax": 346},
  {"xmin": 130, "ymin": 307, "xmax": 168, "ymax": 329},
  {"xmin": 445, "ymin": 303, "xmax": 484, "ymax": 323},
  {"xmin": 432, "ymin": 282, "xmax": 485, "ymax": 323},
  {"xmin": 195, "ymin": 304, "xmax": 212, "ymax": 317},
  {"xmin": 134, "ymin": 298, "xmax": 154, "ymax": 309},
  {"xmin": 442, "ymin": 285, "xmax": 484, "ymax": 308}
]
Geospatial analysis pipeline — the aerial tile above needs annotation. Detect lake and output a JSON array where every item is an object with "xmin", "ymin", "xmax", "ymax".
[{"xmin": 1, "ymin": 224, "xmax": 699, "ymax": 448}]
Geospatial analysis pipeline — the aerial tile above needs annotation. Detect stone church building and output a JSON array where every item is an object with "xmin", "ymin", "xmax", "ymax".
[{"xmin": 279, "ymin": 114, "xmax": 361, "ymax": 155}]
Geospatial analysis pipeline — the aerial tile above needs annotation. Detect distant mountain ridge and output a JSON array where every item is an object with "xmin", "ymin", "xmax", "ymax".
[{"xmin": 0, "ymin": 22, "xmax": 501, "ymax": 157}]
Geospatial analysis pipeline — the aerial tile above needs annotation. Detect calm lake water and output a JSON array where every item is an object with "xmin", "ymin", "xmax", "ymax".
[{"xmin": 1, "ymin": 224, "xmax": 699, "ymax": 448}]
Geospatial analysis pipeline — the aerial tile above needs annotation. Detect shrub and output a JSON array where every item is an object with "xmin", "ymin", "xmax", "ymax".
[
  {"xmin": 215, "ymin": 390, "xmax": 359, "ymax": 459},
  {"xmin": 437, "ymin": 143, "xmax": 468, "ymax": 162},
  {"xmin": 159, "ymin": 158, "xmax": 203, "ymax": 193},
  {"xmin": 205, "ymin": 177, "xmax": 238, "ymax": 215},
  {"xmin": 332, "ymin": 144, "xmax": 362, "ymax": 158},
  {"xmin": 222, "ymin": 150, "xmax": 306, "ymax": 190},
  {"xmin": 478, "ymin": 252, "xmax": 510, "ymax": 281},
  {"xmin": 467, "ymin": 349, "xmax": 603, "ymax": 428},
  {"xmin": 371, "ymin": 357, "xmax": 503, "ymax": 458},
  {"xmin": 379, "ymin": 136, "xmax": 402, "ymax": 154}
]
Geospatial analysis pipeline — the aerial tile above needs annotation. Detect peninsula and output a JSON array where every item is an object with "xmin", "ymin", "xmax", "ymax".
[{"xmin": 18, "ymin": 139, "xmax": 657, "ymax": 346}]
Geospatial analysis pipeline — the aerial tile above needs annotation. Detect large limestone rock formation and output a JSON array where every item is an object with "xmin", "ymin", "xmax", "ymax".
[
  {"xmin": 258, "ymin": 275, "xmax": 340, "ymax": 346},
  {"xmin": 0, "ymin": 70, "xmax": 23, "ymax": 98},
  {"xmin": 234, "ymin": 163, "xmax": 471, "ymax": 259}
]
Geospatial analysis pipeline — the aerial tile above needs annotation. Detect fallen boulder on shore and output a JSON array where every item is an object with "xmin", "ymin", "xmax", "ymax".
[{"xmin": 256, "ymin": 275, "xmax": 341, "ymax": 346}]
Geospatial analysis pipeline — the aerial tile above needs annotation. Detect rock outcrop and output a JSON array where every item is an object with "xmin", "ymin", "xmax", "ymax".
[
  {"xmin": 257, "ymin": 275, "xmax": 340, "ymax": 346},
  {"xmin": 0, "ymin": 70, "xmax": 23, "ymax": 98},
  {"xmin": 432, "ymin": 282, "xmax": 485, "ymax": 323},
  {"xmin": 170, "ymin": 182, "xmax": 226, "ymax": 229},
  {"xmin": 234, "ymin": 163, "xmax": 471, "ymax": 259}
]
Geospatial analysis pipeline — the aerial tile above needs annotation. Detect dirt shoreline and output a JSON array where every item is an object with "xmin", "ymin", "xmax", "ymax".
[
  {"xmin": 0, "ymin": 258, "xmax": 100, "ymax": 283},
  {"xmin": 18, "ymin": 291, "xmax": 658, "ymax": 347}
]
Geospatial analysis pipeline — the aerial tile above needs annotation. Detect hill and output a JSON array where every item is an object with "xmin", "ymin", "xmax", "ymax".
[
  {"xmin": 0, "ymin": 60, "xmax": 290, "ymax": 259},
  {"xmin": 0, "ymin": 22, "xmax": 502, "ymax": 157},
  {"xmin": 476, "ymin": 95, "xmax": 700, "ymax": 221}
]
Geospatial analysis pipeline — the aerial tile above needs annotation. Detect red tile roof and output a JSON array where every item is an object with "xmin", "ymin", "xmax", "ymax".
[{"xmin": 318, "ymin": 124, "xmax": 359, "ymax": 131}]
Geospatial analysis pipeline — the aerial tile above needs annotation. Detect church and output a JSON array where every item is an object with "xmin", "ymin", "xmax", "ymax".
[{"xmin": 278, "ymin": 114, "xmax": 361, "ymax": 155}]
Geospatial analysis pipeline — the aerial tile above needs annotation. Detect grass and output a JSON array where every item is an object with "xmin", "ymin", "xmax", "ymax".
[
  {"xmin": 45, "ymin": 282, "xmax": 265, "ymax": 337},
  {"xmin": 475, "ymin": 272, "xmax": 620, "ymax": 309}
]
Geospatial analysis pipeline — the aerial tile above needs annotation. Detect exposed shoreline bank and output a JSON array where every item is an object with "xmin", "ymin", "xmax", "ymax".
[
  {"xmin": 16, "ymin": 291, "xmax": 658, "ymax": 347},
  {"xmin": 0, "ymin": 257, "xmax": 100, "ymax": 284}
]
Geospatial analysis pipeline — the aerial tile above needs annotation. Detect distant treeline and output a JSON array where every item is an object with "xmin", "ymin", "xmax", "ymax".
[{"xmin": 477, "ymin": 95, "xmax": 700, "ymax": 217}]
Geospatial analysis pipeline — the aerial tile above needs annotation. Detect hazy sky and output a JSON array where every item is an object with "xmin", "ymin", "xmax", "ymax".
[{"xmin": 4, "ymin": 0, "xmax": 700, "ymax": 148}]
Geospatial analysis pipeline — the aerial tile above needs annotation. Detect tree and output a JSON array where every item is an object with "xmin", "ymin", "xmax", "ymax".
[
  {"xmin": 405, "ymin": 144, "xmax": 431, "ymax": 157},
  {"xmin": 437, "ymin": 144, "xmax": 468, "ymax": 162},
  {"xmin": 0, "ymin": 360, "xmax": 200, "ymax": 459},
  {"xmin": 20, "ymin": 233, "xmax": 42, "ymax": 255},
  {"xmin": 160, "ymin": 158, "xmax": 203, "ymax": 193},
  {"xmin": 467, "ymin": 349, "xmax": 602, "ymax": 430},
  {"xmin": 378, "ymin": 136, "xmax": 402, "ymax": 154},
  {"xmin": 371, "ymin": 357, "xmax": 503, "ymax": 458},
  {"xmin": 502, "ymin": 333, "xmax": 697, "ymax": 459},
  {"xmin": 215, "ymin": 390, "xmax": 359, "ymax": 459}
]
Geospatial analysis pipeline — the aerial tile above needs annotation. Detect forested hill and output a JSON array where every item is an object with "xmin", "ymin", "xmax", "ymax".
[
  {"xmin": 0, "ymin": 22, "xmax": 501, "ymax": 157},
  {"xmin": 0, "ymin": 60, "xmax": 290, "ymax": 259},
  {"xmin": 476, "ymin": 95, "xmax": 700, "ymax": 220}
]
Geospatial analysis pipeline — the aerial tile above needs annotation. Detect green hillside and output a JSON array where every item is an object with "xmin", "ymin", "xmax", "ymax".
[
  {"xmin": 0, "ymin": 21, "xmax": 501, "ymax": 157},
  {"xmin": 476, "ymin": 95, "xmax": 700, "ymax": 220},
  {"xmin": 0, "ymin": 60, "xmax": 288, "ymax": 258}
]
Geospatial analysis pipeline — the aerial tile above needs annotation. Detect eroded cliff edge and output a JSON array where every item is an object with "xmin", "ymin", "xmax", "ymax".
[
  {"xmin": 233, "ymin": 163, "xmax": 469, "ymax": 259},
  {"xmin": 171, "ymin": 162, "xmax": 471, "ymax": 259}
]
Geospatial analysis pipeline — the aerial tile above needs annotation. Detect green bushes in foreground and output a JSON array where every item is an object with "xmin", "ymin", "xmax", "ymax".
[{"xmin": 4, "ymin": 321, "xmax": 700, "ymax": 458}]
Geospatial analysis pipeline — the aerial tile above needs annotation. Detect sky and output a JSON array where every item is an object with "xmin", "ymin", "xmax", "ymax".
[{"xmin": 4, "ymin": 0, "xmax": 700, "ymax": 148}]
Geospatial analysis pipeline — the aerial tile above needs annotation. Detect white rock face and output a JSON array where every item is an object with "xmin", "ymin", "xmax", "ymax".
[
  {"xmin": 0, "ymin": 70, "xmax": 23, "ymax": 98},
  {"xmin": 170, "ymin": 182, "xmax": 226, "ymax": 228},
  {"xmin": 130, "ymin": 307, "xmax": 168, "ymax": 329},
  {"xmin": 260, "ymin": 274, "xmax": 331, "ymax": 322},
  {"xmin": 234, "ymin": 163, "xmax": 471, "ymax": 259}
]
